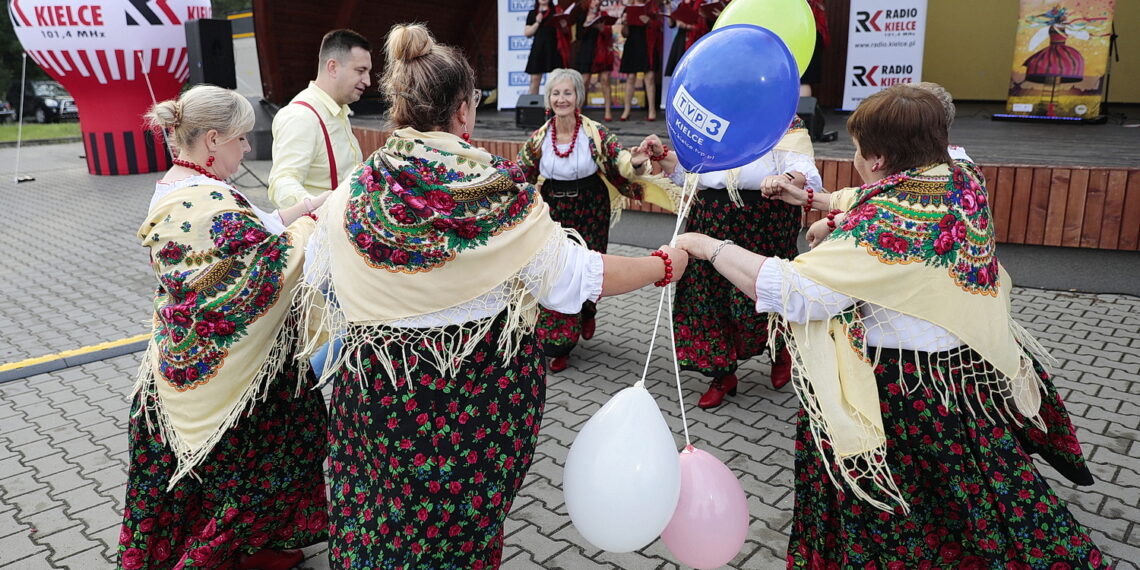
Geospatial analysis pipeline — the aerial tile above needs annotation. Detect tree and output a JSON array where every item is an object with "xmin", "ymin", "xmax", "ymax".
[{"xmin": 1, "ymin": 3, "xmax": 48, "ymax": 100}]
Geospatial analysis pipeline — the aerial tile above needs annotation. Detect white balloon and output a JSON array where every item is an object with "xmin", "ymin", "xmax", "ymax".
[{"xmin": 564, "ymin": 383, "xmax": 681, "ymax": 552}]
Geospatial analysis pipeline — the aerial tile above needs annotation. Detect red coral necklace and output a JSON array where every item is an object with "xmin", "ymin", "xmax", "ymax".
[
  {"xmin": 549, "ymin": 112, "xmax": 582, "ymax": 159},
  {"xmin": 172, "ymin": 158, "xmax": 223, "ymax": 181}
]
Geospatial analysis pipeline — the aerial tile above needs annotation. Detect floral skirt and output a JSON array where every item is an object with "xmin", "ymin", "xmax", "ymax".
[
  {"xmin": 116, "ymin": 366, "xmax": 329, "ymax": 569},
  {"xmin": 327, "ymin": 315, "xmax": 547, "ymax": 569},
  {"xmin": 787, "ymin": 347, "xmax": 1107, "ymax": 569},
  {"xmin": 673, "ymin": 191, "xmax": 800, "ymax": 378},
  {"xmin": 536, "ymin": 174, "xmax": 609, "ymax": 358}
]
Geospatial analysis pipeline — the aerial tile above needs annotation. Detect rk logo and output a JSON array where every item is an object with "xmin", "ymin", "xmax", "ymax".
[{"xmin": 851, "ymin": 65, "xmax": 879, "ymax": 87}]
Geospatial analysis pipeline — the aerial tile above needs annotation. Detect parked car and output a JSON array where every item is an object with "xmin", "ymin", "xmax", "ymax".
[
  {"xmin": 0, "ymin": 100, "xmax": 15, "ymax": 123},
  {"xmin": 6, "ymin": 80, "xmax": 79, "ymax": 123}
]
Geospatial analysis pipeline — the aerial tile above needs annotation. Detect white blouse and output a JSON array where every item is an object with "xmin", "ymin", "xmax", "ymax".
[
  {"xmin": 669, "ymin": 149, "xmax": 822, "ymax": 192},
  {"xmin": 389, "ymin": 240, "xmax": 604, "ymax": 328},
  {"xmin": 303, "ymin": 227, "xmax": 605, "ymax": 329},
  {"xmin": 539, "ymin": 126, "xmax": 599, "ymax": 181},
  {"xmin": 151, "ymin": 175, "xmax": 286, "ymax": 235},
  {"xmin": 755, "ymin": 258, "xmax": 963, "ymax": 351}
]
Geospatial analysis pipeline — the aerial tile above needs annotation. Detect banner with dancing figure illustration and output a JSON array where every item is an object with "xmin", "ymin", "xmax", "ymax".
[{"xmin": 1005, "ymin": 0, "xmax": 1114, "ymax": 120}]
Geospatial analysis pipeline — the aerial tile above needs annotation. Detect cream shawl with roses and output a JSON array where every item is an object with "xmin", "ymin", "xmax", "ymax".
[
  {"xmin": 769, "ymin": 163, "xmax": 1054, "ymax": 512},
  {"xmin": 135, "ymin": 181, "xmax": 316, "ymax": 488},
  {"xmin": 299, "ymin": 128, "xmax": 570, "ymax": 384}
]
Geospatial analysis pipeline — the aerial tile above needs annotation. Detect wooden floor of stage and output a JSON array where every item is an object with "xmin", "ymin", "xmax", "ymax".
[{"xmin": 351, "ymin": 102, "xmax": 1140, "ymax": 251}]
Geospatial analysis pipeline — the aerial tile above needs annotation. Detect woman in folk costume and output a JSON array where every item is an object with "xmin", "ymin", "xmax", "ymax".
[
  {"xmin": 676, "ymin": 85, "xmax": 1106, "ymax": 567},
  {"xmin": 524, "ymin": 0, "xmax": 572, "ymax": 95},
  {"xmin": 618, "ymin": 0, "xmax": 663, "ymax": 121},
  {"xmin": 118, "ymin": 86, "xmax": 330, "ymax": 570},
  {"xmin": 300, "ymin": 24, "xmax": 688, "ymax": 569},
  {"xmin": 516, "ymin": 68, "xmax": 679, "ymax": 372},
  {"xmin": 643, "ymin": 118, "xmax": 820, "ymax": 408},
  {"xmin": 663, "ymin": 0, "xmax": 711, "ymax": 77},
  {"xmin": 573, "ymin": 0, "xmax": 616, "ymax": 121}
]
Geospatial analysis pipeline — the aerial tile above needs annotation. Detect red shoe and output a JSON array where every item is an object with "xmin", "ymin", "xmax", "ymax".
[
  {"xmin": 550, "ymin": 356, "xmax": 569, "ymax": 372},
  {"xmin": 603, "ymin": 114, "xmax": 613, "ymax": 122},
  {"xmin": 698, "ymin": 374, "xmax": 738, "ymax": 409},
  {"xmin": 646, "ymin": 115, "xmax": 657, "ymax": 122},
  {"xmin": 770, "ymin": 348, "xmax": 792, "ymax": 389},
  {"xmin": 238, "ymin": 549, "xmax": 304, "ymax": 570},
  {"xmin": 581, "ymin": 315, "xmax": 596, "ymax": 340}
]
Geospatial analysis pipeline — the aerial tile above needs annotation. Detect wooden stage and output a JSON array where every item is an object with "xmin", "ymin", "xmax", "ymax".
[{"xmin": 351, "ymin": 103, "xmax": 1140, "ymax": 252}]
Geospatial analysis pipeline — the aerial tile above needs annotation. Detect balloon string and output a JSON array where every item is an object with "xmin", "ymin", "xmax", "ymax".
[{"xmin": 637, "ymin": 173, "xmax": 700, "ymax": 447}]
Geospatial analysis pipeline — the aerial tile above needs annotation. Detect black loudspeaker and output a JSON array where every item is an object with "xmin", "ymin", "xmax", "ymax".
[
  {"xmin": 515, "ymin": 94, "xmax": 546, "ymax": 130},
  {"xmin": 796, "ymin": 97, "xmax": 825, "ymax": 141},
  {"xmin": 185, "ymin": 19, "xmax": 236, "ymax": 89}
]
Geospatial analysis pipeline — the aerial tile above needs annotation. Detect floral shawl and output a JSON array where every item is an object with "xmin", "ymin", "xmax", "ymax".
[
  {"xmin": 301, "ymin": 128, "xmax": 569, "ymax": 384},
  {"xmin": 135, "ymin": 182, "xmax": 316, "ymax": 488},
  {"xmin": 516, "ymin": 115, "xmax": 679, "ymax": 224},
  {"xmin": 772, "ymin": 163, "xmax": 1061, "ymax": 512}
]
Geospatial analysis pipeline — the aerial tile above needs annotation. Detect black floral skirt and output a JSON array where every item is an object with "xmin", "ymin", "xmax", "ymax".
[
  {"xmin": 673, "ymin": 190, "xmax": 800, "ymax": 378},
  {"xmin": 536, "ymin": 174, "xmax": 609, "ymax": 358},
  {"xmin": 327, "ymin": 314, "xmax": 547, "ymax": 569},
  {"xmin": 116, "ymin": 365, "xmax": 328, "ymax": 569},
  {"xmin": 787, "ymin": 347, "xmax": 1107, "ymax": 569}
]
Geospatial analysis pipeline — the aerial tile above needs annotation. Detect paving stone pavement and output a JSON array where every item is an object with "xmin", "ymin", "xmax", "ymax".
[{"xmin": 1, "ymin": 143, "xmax": 1138, "ymax": 569}]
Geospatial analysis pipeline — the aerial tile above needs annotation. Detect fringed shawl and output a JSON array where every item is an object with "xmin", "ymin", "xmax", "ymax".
[
  {"xmin": 771, "ymin": 163, "xmax": 1054, "ymax": 512},
  {"xmin": 134, "ymin": 183, "xmax": 316, "ymax": 488},
  {"xmin": 516, "ymin": 115, "xmax": 680, "ymax": 225},
  {"xmin": 300, "ymin": 128, "xmax": 571, "ymax": 385}
]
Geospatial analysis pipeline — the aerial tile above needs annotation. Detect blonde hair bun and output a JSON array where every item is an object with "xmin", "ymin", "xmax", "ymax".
[{"xmin": 386, "ymin": 23, "xmax": 434, "ymax": 63}]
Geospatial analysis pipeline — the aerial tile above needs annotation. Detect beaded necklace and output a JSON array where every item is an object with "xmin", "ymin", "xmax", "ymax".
[{"xmin": 172, "ymin": 158, "xmax": 222, "ymax": 181}]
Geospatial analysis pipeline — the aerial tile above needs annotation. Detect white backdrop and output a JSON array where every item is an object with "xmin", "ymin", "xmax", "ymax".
[
  {"xmin": 497, "ymin": 0, "xmax": 538, "ymax": 110},
  {"xmin": 841, "ymin": 0, "xmax": 928, "ymax": 110}
]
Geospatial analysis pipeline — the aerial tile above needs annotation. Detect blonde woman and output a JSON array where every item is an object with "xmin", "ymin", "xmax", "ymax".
[{"xmin": 117, "ymin": 85, "xmax": 330, "ymax": 570}]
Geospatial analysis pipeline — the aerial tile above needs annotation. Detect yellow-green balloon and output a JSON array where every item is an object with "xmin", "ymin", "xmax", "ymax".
[{"xmin": 713, "ymin": 0, "xmax": 816, "ymax": 78}]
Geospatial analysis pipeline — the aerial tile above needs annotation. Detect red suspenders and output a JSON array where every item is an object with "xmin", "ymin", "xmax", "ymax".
[{"xmin": 292, "ymin": 101, "xmax": 338, "ymax": 190}]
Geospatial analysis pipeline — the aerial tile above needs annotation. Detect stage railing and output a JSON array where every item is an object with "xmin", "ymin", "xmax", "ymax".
[{"xmin": 354, "ymin": 127, "xmax": 1140, "ymax": 252}]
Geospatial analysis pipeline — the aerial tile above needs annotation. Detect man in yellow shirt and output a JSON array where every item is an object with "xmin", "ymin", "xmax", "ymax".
[{"xmin": 269, "ymin": 29, "xmax": 372, "ymax": 209}]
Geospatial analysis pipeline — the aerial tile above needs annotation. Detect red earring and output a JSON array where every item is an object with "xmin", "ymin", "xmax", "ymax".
[
  {"xmin": 461, "ymin": 130, "xmax": 471, "ymax": 142},
  {"xmin": 206, "ymin": 155, "xmax": 215, "ymax": 167}
]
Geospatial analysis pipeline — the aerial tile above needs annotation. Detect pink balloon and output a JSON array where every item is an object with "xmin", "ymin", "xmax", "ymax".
[{"xmin": 661, "ymin": 447, "xmax": 749, "ymax": 569}]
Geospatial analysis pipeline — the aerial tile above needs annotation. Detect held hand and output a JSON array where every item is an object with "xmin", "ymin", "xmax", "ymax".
[
  {"xmin": 630, "ymin": 146, "xmax": 650, "ymax": 170},
  {"xmin": 759, "ymin": 175, "xmax": 786, "ymax": 195},
  {"xmin": 657, "ymin": 245, "xmax": 689, "ymax": 284},
  {"xmin": 805, "ymin": 217, "xmax": 834, "ymax": 249},
  {"xmin": 674, "ymin": 232, "xmax": 717, "ymax": 260},
  {"xmin": 764, "ymin": 179, "xmax": 809, "ymax": 206},
  {"xmin": 639, "ymin": 134, "xmax": 665, "ymax": 157}
]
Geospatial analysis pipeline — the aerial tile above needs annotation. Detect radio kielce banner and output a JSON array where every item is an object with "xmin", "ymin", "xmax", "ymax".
[
  {"xmin": 497, "ymin": 0, "xmax": 535, "ymax": 110},
  {"xmin": 840, "ymin": 0, "xmax": 928, "ymax": 111},
  {"xmin": 1004, "ymin": 0, "xmax": 1113, "ymax": 119},
  {"xmin": 8, "ymin": 0, "xmax": 212, "ymax": 175}
]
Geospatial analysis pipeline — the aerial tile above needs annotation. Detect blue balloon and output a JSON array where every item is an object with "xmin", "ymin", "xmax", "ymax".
[{"xmin": 666, "ymin": 24, "xmax": 800, "ymax": 173}]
